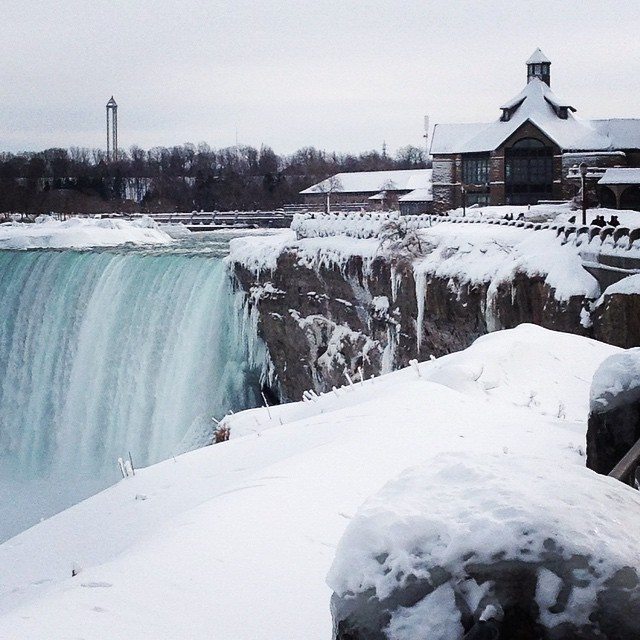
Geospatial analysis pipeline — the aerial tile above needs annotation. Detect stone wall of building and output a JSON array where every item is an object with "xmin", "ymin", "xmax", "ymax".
[
  {"xmin": 303, "ymin": 191, "xmax": 407, "ymax": 212},
  {"xmin": 432, "ymin": 154, "xmax": 459, "ymax": 213}
]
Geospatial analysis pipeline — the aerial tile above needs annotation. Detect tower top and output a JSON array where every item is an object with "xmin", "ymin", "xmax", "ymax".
[
  {"xmin": 526, "ymin": 49, "xmax": 551, "ymax": 86},
  {"xmin": 526, "ymin": 48, "xmax": 550, "ymax": 65},
  {"xmin": 106, "ymin": 96, "xmax": 117, "ymax": 108}
]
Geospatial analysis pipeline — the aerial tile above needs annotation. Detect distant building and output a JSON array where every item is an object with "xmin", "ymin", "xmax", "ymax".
[
  {"xmin": 430, "ymin": 49, "xmax": 640, "ymax": 212},
  {"xmin": 300, "ymin": 169, "xmax": 433, "ymax": 213}
]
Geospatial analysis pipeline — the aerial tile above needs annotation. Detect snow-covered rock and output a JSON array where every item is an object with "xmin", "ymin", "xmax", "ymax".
[
  {"xmin": 328, "ymin": 452, "xmax": 640, "ymax": 639},
  {"xmin": 587, "ymin": 348, "xmax": 640, "ymax": 475},
  {"xmin": 0, "ymin": 216, "xmax": 173, "ymax": 249},
  {"xmin": 590, "ymin": 348, "xmax": 640, "ymax": 414}
]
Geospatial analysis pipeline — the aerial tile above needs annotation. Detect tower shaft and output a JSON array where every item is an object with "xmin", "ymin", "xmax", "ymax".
[{"xmin": 106, "ymin": 97, "xmax": 118, "ymax": 162}]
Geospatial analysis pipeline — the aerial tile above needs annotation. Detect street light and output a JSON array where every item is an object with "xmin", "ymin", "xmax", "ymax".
[
  {"xmin": 461, "ymin": 185, "xmax": 466, "ymax": 218},
  {"xmin": 579, "ymin": 162, "xmax": 588, "ymax": 226}
]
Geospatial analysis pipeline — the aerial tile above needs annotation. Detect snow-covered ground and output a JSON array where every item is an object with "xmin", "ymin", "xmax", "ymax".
[
  {"xmin": 449, "ymin": 202, "xmax": 640, "ymax": 228},
  {"xmin": 0, "ymin": 325, "xmax": 620, "ymax": 639},
  {"xmin": 0, "ymin": 216, "xmax": 174, "ymax": 249}
]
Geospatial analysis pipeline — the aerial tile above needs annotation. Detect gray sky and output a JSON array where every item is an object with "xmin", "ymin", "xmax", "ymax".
[{"xmin": 2, "ymin": 0, "xmax": 639, "ymax": 155}]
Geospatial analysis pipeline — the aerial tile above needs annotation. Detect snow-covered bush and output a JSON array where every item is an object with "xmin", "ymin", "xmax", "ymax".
[{"xmin": 378, "ymin": 218, "xmax": 431, "ymax": 268}]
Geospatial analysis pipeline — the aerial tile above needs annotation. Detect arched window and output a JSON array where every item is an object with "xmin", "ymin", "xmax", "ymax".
[
  {"xmin": 620, "ymin": 186, "xmax": 640, "ymax": 211},
  {"xmin": 505, "ymin": 138, "xmax": 553, "ymax": 205},
  {"xmin": 599, "ymin": 186, "xmax": 617, "ymax": 209},
  {"xmin": 511, "ymin": 138, "xmax": 546, "ymax": 149}
]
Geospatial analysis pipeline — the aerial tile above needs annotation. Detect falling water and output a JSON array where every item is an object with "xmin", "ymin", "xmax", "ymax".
[{"xmin": 0, "ymin": 239, "xmax": 264, "ymax": 540}]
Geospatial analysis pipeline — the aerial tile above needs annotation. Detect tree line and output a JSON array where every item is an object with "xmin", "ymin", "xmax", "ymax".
[{"xmin": 0, "ymin": 143, "xmax": 428, "ymax": 214}]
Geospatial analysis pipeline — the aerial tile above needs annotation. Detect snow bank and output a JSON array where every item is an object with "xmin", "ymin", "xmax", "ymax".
[
  {"xmin": 601, "ymin": 273, "xmax": 640, "ymax": 296},
  {"xmin": 227, "ymin": 229, "xmax": 295, "ymax": 273},
  {"xmin": 0, "ymin": 216, "xmax": 174, "ymax": 249},
  {"xmin": 230, "ymin": 216, "xmax": 598, "ymax": 303},
  {"xmin": 228, "ymin": 228, "xmax": 380, "ymax": 275},
  {"xmin": 0, "ymin": 326, "xmax": 619, "ymax": 639},
  {"xmin": 414, "ymin": 223, "xmax": 599, "ymax": 301},
  {"xmin": 328, "ymin": 452, "xmax": 640, "ymax": 635},
  {"xmin": 590, "ymin": 348, "xmax": 640, "ymax": 414}
]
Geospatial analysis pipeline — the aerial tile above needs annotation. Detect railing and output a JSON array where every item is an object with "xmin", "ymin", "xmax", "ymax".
[
  {"xmin": 609, "ymin": 438, "xmax": 640, "ymax": 488},
  {"xmin": 145, "ymin": 211, "xmax": 293, "ymax": 228},
  {"xmin": 292, "ymin": 211, "xmax": 640, "ymax": 254}
]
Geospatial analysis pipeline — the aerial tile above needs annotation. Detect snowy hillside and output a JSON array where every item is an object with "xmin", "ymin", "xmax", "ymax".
[{"xmin": 0, "ymin": 325, "xmax": 620, "ymax": 639}]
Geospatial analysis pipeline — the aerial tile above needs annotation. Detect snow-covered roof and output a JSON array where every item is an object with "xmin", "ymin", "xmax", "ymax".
[
  {"xmin": 527, "ymin": 48, "xmax": 550, "ymax": 64},
  {"xmin": 431, "ymin": 78, "xmax": 640, "ymax": 154},
  {"xmin": 300, "ymin": 169, "xmax": 432, "ymax": 195},
  {"xmin": 591, "ymin": 119, "xmax": 640, "ymax": 150},
  {"xmin": 599, "ymin": 168, "xmax": 640, "ymax": 185},
  {"xmin": 398, "ymin": 187, "xmax": 433, "ymax": 202}
]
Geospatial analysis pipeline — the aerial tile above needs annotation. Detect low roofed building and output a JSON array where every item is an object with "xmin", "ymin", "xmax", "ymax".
[
  {"xmin": 430, "ymin": 49, "xmax": 640, "ymax": 212},
  {"xmin": 597, "ymin": 168, "xmax": 640, "ymax": 210},
  {"xmin": 300, "ymin": 169, "xmax": 433, "ymax": 213}
]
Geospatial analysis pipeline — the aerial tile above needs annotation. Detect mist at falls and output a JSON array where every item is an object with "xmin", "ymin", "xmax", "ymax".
[{"xmin": 0, "ymin": 237, "xmax": 264, "ymax": 541}]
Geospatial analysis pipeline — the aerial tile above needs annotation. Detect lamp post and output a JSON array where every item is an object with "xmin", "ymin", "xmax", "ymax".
[
  {"xmin": 579, "ymin": 162, "xmax": 588, "ymax": 226},
  {"xmin": 461, "ymin": 185, "xmax": 466, "ymax": 218}
]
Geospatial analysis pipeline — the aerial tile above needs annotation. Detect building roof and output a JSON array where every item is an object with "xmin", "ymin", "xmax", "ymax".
[
  {"xmin": 300, "ymin": 169, "xmax": 432, "ymax": 195},
  {"xmin": 598, "ymin": 168, "xmax": 640, "ymax": 185},
  {"xmin": 431, "ymin": 78, "xmax": 640, "ymax": 154},
  {"xmin": 398, "ymin": 187, "xmax": 433, "ymax": 202},
  {"xmin": 527, "ymin": 48, "xmax": 550, "ymax": 65}
]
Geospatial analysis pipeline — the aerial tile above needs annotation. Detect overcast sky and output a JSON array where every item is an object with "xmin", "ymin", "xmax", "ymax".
[{"xmin": 1, "ymin": 0, "xmax": 639, "ymax": 156}]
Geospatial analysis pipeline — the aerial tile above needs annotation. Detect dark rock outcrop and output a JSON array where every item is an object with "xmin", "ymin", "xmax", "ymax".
[
  {"xmin": 587, "ymin": 349, "xmax": 640, "ymax": 477},
  {"xmin": 593, "ymin": 293, "xmax": 640, "ymax": 349}
]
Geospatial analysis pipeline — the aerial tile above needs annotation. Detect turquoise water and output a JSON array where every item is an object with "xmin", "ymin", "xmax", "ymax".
[{"xmin": 0, "ymin": 232, "xmax": 266, "ymax": 541}]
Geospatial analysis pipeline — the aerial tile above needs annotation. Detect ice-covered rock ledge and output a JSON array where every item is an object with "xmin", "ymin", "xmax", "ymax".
[{"xmin": 227, "ymin": 213, "xmax": 636, "ymax": 402}]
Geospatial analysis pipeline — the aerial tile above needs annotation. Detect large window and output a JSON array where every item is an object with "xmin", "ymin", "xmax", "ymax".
[
  {"xmin": 466, "ymin": 192, "xmax": 490, "ymax": 207},
  {"xmin": 505, "ymin": 138, "xmax": 553, "ymax": 205},
  {"xmin": 462, "ymin": 154, "xmax": 490, "ymax": 186}
]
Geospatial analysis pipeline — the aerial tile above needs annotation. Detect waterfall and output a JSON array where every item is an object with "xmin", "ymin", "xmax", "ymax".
[{"xmin": 0, "ymin": 246, "xmax": 263, "ymax": 540}]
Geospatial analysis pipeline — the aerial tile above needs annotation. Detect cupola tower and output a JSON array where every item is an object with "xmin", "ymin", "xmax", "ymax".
[{"xmin": 526, "ymin": 48, "xmax": 551, "ymax": 86}]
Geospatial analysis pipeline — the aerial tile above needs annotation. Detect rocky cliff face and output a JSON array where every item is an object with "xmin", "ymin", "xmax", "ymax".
[{"xmin": 232, "ymin": 250, "xmax": 594, "ymax": 403}]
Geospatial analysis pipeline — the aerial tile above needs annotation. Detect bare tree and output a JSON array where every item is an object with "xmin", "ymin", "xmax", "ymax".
[{"xmin": 313, "ymin": 175, "xmax": 344, "ymax": 213}]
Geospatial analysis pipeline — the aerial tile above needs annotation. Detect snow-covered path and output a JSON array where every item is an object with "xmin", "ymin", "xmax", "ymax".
[{"xmin": 0, "ymin": 325, "xmax": 618, "ymax": 639}]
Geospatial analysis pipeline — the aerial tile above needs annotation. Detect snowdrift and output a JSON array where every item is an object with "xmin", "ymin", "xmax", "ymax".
[
  {"xmin": 0, "ymin": 325, "xmax": 622, "ymax": 639},
  {"xmin": 0, "ymin": 216, "xmax": 173, "ymax": 249}
]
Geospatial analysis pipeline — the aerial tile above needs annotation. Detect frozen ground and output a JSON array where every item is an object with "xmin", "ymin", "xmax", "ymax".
[
  {"xmin": 0, "ymin": 215, "xmax": 174, "ymax": 249},
  {"xmin": 0, "ymin": 325, "xmax": 620, "ymax": 639}
]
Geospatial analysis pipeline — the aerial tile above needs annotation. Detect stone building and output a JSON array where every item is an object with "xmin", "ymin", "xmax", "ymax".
[
  {"xmin": 430, "ymin": 49, "xmax": 640, "ymax": 212},
  {"xmin": 300, "ymin": 169, "xmax": 432, "ymax": 213}
]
